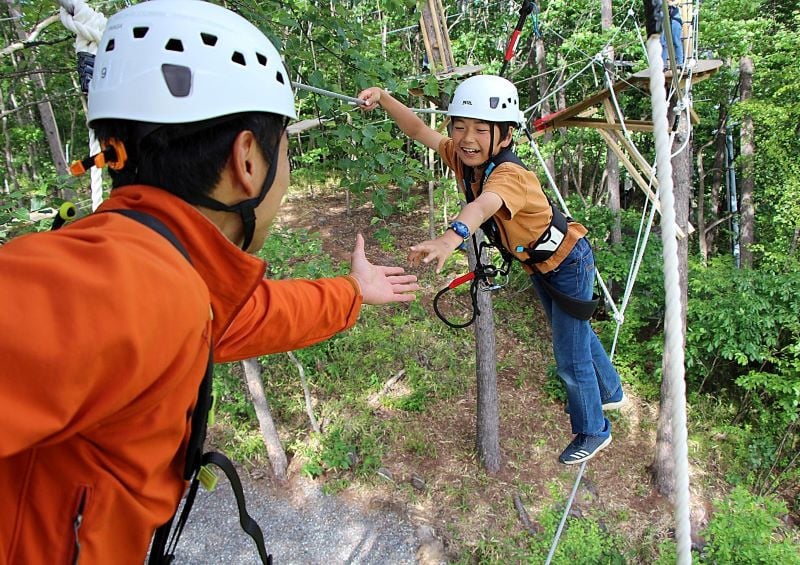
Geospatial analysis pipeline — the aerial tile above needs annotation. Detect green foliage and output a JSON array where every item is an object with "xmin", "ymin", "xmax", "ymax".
[
  {"xmin": 462, "ymin": 490, "xmax": 627, "ymax": 563},
  {"xmin": 701, "ymin": 486, "xmax": 800, "ymax": 564},
  {"xmin": 257, "ymin": 226, "xmax": 338, "ymax": 279}
]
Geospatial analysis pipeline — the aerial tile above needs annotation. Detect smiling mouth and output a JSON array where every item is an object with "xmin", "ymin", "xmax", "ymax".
[{"xmin": 461, "ymin": 148, "xmax": 481, "ymax": 156}]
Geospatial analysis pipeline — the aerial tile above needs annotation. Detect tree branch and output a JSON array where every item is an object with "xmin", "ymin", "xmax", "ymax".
[{"xmin": 0, "ymin": 14, "xmax": 60, "ymax": 58}]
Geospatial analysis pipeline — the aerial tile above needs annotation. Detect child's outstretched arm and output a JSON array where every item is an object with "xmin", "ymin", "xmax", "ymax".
[
  {"xmin": 358, "ymin": 87, "xmax": 444, "ymax": 151},
  {"xmin": 408, "ymin": 192, "xmax": 503, "ymax": 274}
]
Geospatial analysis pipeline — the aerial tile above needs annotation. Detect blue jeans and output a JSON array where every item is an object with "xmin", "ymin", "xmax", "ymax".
[
  {"xmin": 661, "ymin": 19, "xmax": 684, "ymax": 66},
  {"xmin": 531, "ymin": 238, "xmax": 622, "ymax": 437}
]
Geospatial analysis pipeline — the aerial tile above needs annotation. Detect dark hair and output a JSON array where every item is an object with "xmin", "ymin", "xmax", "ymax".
[
  {"xmin": 92, "ymin": 112, "xmax": 286, "ymax": 198},
  {"xmin": 497, "ymin": 121, "xmax": 516, "ymax": 149}
]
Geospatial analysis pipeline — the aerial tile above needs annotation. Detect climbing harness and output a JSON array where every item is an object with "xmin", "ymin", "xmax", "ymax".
[
  {"xmin": 104, "ymin": 210, "xmax": 272, "ymax": 565},
  {"xmin": 433, "ymin": 239, "xmax": 511, "ymax": 329},
  {"xmin": 433, "ymin": 146, "xmax": 598, "ymax": 328},
  {"xmin": 50, "ymin": 202, "xmax": 77, "ymax": 230}
]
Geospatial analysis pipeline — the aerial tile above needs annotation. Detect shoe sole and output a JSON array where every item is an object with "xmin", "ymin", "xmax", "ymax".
[
  {"xmin": 602, "ymin": 395, "xmax": 628, "ymax": 411},
  {"xmin": 559, "ymin": 434, "xmax": 612, "ymax": 465}
]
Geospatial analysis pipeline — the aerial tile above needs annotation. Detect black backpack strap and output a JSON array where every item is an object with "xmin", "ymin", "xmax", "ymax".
[
  {"xmin": 203, "ymin": 452, "xmax": 272, "ymax": 565},
  {"xmin": 105, "ymin": 209, "xmax": 191, "ymax": 263}
]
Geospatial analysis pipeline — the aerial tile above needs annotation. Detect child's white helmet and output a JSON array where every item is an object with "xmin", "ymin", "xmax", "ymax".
[
  {"xmin": 447, "ymin": 75, "xmax": 524, "ymax": 126},
  {"xmin": 88, "ymin": 0, "xmax": 296, "ymax": 125}
]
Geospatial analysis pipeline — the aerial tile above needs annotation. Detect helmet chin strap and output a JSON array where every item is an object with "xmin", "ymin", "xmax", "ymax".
[
  {"xmin": 182, "ymin": 138, "xmax": 281, "ymax": 251},
  {"xmin": 479, "ymin": 126, "xmax": 498, "ymax": 169}
]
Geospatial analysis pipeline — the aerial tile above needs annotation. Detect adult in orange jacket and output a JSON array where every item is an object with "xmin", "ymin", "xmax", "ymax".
[{"xmin": 0, "ymin": 1, "xmax": 418, "ymax": 563}]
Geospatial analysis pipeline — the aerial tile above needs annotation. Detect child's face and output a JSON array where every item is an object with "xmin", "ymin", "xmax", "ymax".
[{"xmin": 451, "ymin": 117, "xmax": 510, "ymax": 167}]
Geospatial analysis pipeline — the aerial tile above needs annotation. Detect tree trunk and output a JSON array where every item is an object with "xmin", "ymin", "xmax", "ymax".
[
  {"xmin": 241, "ymin": 358, "xmax": 288, "ymax": 481},
  {"xmin": 651, "ymin": 101, "xmax": 691, "ymax": 499},
  {"xmin": 467, "ymin": 231, "xmax": 500, "ymax": 473},
  {"xmin": 696, "ymin": 137, "xmax": 715, "ymax": 264},
  {"xmin": 4, "ymin": 0, "xmax": 69, "ymax": 185},
  {"xmin": 708, "ymin": 109, "xmax": 727, "ymax": 256},
  {"xmin": 738, "ymin": 56, "xmax": 755, "ymax": 268},
  {"xmin": 0, "ymin": 83, "xmax": 19, "ymax": 193},
  {"xmin": 601, "ymin": 0, "xmax": 622, "ymax": 244}
]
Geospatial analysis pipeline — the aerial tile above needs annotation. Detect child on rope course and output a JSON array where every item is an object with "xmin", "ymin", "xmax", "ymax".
[
  {"xmin": 358, "ymin": 75, "xmax": 625, "ymax": 466},
  {"xmin": 0, "ymin": 1, "xmax": 418, "ymax": 562}
]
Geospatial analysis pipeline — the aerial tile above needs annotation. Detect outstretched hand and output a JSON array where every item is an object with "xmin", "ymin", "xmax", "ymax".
[
  {"xmin": 349, "ymin": 234, "xmax": 419, "ymax": 304},
  {"xmin": 357, "ymin": 87, "xmax": 383, "ymax": 112},
  {"xmin": 408, "ymin": 233, "xmax": 460, "ymax": 274}
]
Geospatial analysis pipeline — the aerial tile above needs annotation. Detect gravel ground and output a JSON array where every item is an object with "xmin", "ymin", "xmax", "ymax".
[{"xmin": 168, "ymin": 470, "xmax": 420, "ymax": 564}]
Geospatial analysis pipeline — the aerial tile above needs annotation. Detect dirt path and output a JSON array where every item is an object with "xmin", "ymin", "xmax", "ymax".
[{"xmin": 172, "ymin": 470, "xmax": 421, "ymax": 564}]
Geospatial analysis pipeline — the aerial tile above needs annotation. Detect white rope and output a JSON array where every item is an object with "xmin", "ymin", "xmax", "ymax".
[
  {"xmin": 610, "ymin": 184, "xmax": 658, "ymax": 358},
  {"xmin": 646, "ymin": 35, "xmax": 692, "ymax": 565},
  {"xmin": 58, "ymin": 0, "xmax": 106, "ymax": 54},
  {"xmin": 59, "ymin": 0, "xmax": 107, "ymax": 210}
]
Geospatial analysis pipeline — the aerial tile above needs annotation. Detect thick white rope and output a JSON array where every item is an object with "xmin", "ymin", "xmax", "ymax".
[
  {"xmin": 646, "ymin": 35, "xmax": 692, "ymax": 565},
  {"xmin": 59, "ymin": 0, "xmax": 106, "ymax": 210}
]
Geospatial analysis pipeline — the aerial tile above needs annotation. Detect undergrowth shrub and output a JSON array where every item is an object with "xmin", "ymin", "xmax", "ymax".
[{"xmin": 701, "ymin": 485, "xmax": 800, "ymax": 564}]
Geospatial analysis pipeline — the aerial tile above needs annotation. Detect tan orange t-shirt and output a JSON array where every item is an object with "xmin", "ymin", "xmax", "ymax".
[{"xmin": 439, "ymin": 138, "xmax": 587, "ymax": 274}]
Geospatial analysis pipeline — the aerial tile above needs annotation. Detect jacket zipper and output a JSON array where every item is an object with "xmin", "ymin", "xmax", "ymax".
[{"xmin": 72, "ymin": 487, "xmax": 89, "ymax": 565}]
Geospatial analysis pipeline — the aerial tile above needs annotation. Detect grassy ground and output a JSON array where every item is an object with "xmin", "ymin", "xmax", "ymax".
[{"xmin": 209, "ymin": 179, "xmax": 799, "ymax": 563}]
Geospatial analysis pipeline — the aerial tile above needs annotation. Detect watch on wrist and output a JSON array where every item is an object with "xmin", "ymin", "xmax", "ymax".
[{"xmin": 448, "ymin": 221, "xmax": 470, "ymax": 240}]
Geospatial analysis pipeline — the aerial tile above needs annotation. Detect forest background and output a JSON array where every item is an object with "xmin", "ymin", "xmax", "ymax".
[{"xmin": 1, "ymin": 0, "xmax": 799, "ymax": 562}]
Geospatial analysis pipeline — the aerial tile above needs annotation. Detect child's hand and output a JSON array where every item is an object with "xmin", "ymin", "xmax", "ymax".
[
  {"xmin": 408, "ymin": 236, "xmax": 459, "ymax": 274},
  {"xmin": 357, "ymin": 87, "xmax": 383, "ymax": 111},
  {"xmin": 349, "ymin": 233, "xmax": 419, "ymax": 304}
]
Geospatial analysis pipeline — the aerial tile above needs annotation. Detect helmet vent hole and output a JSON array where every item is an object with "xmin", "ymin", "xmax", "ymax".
[
  {"xmin": 231, "ymin": 51, "xmax": 246, "ymax": 66},
  {"xmin": 105, "ymin": 38, "xmax": 115, "ymax": 52},
  {"xmin": 201, "ymin": 33, "xmax": 218, "ymax": 46},
  {"xmin": 256, "ymin": 52, "xmax": 267, "ymax": 66},
  {"xmin": 276, "ymin": 71, "xmax": 285, "ymax": 84},
  {"xmin": 502, "ymin": 103, "xmax": 507, "ymax": 108},
  {"xmin": 165, "ymin": 38, "xmax": 184, "ymax": 52},
  {"xmin": 133, "ymin": 27, "xmax": 148, "ymax": 39},
  {"xmin": 489, "ymin": 96, "xmax": 499, "ymax": 109}
]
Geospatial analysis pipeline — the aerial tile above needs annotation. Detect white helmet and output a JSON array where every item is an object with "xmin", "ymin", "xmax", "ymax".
[
  {"xmin": 88, "ymin": 0, "xmax": 296, "ymax": 125},
  {"xmin": 447, "ymin": 75, "xmax": 524, "ymax": 126}
]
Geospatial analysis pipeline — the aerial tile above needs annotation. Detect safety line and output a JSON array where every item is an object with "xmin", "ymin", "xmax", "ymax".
[{"xmin": 647, "ymin": 33, "xmax": 692, "ymax": 565}]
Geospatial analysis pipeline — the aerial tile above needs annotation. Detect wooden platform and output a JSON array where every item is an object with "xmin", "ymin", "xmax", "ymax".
[
  {"xmin": 529, "ymin": 59, "xmax": 723, "ymax": 239},
  {"xmin": 629, "ymin": 58, "xmax": 723, "ymax": 86},
  {"xmin": 531, "ymin": 59, "xmax": 723, "ymax": 136}
]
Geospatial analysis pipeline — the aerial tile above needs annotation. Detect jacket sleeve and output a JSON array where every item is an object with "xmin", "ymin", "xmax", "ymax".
[{"xmin": 214, "ymin": 276, "xmax": 362, "ymax": 362}]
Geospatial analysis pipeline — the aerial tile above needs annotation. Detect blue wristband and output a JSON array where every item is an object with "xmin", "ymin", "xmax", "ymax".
[{"xmin": 448, "ymin": 221, "xmax": 470, "ymax": 240}]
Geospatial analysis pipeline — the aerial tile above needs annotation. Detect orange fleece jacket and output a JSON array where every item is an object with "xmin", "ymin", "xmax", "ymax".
[{"xmin": 0, "ymin": 186, "xmax": 362, "ymax": 564}]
